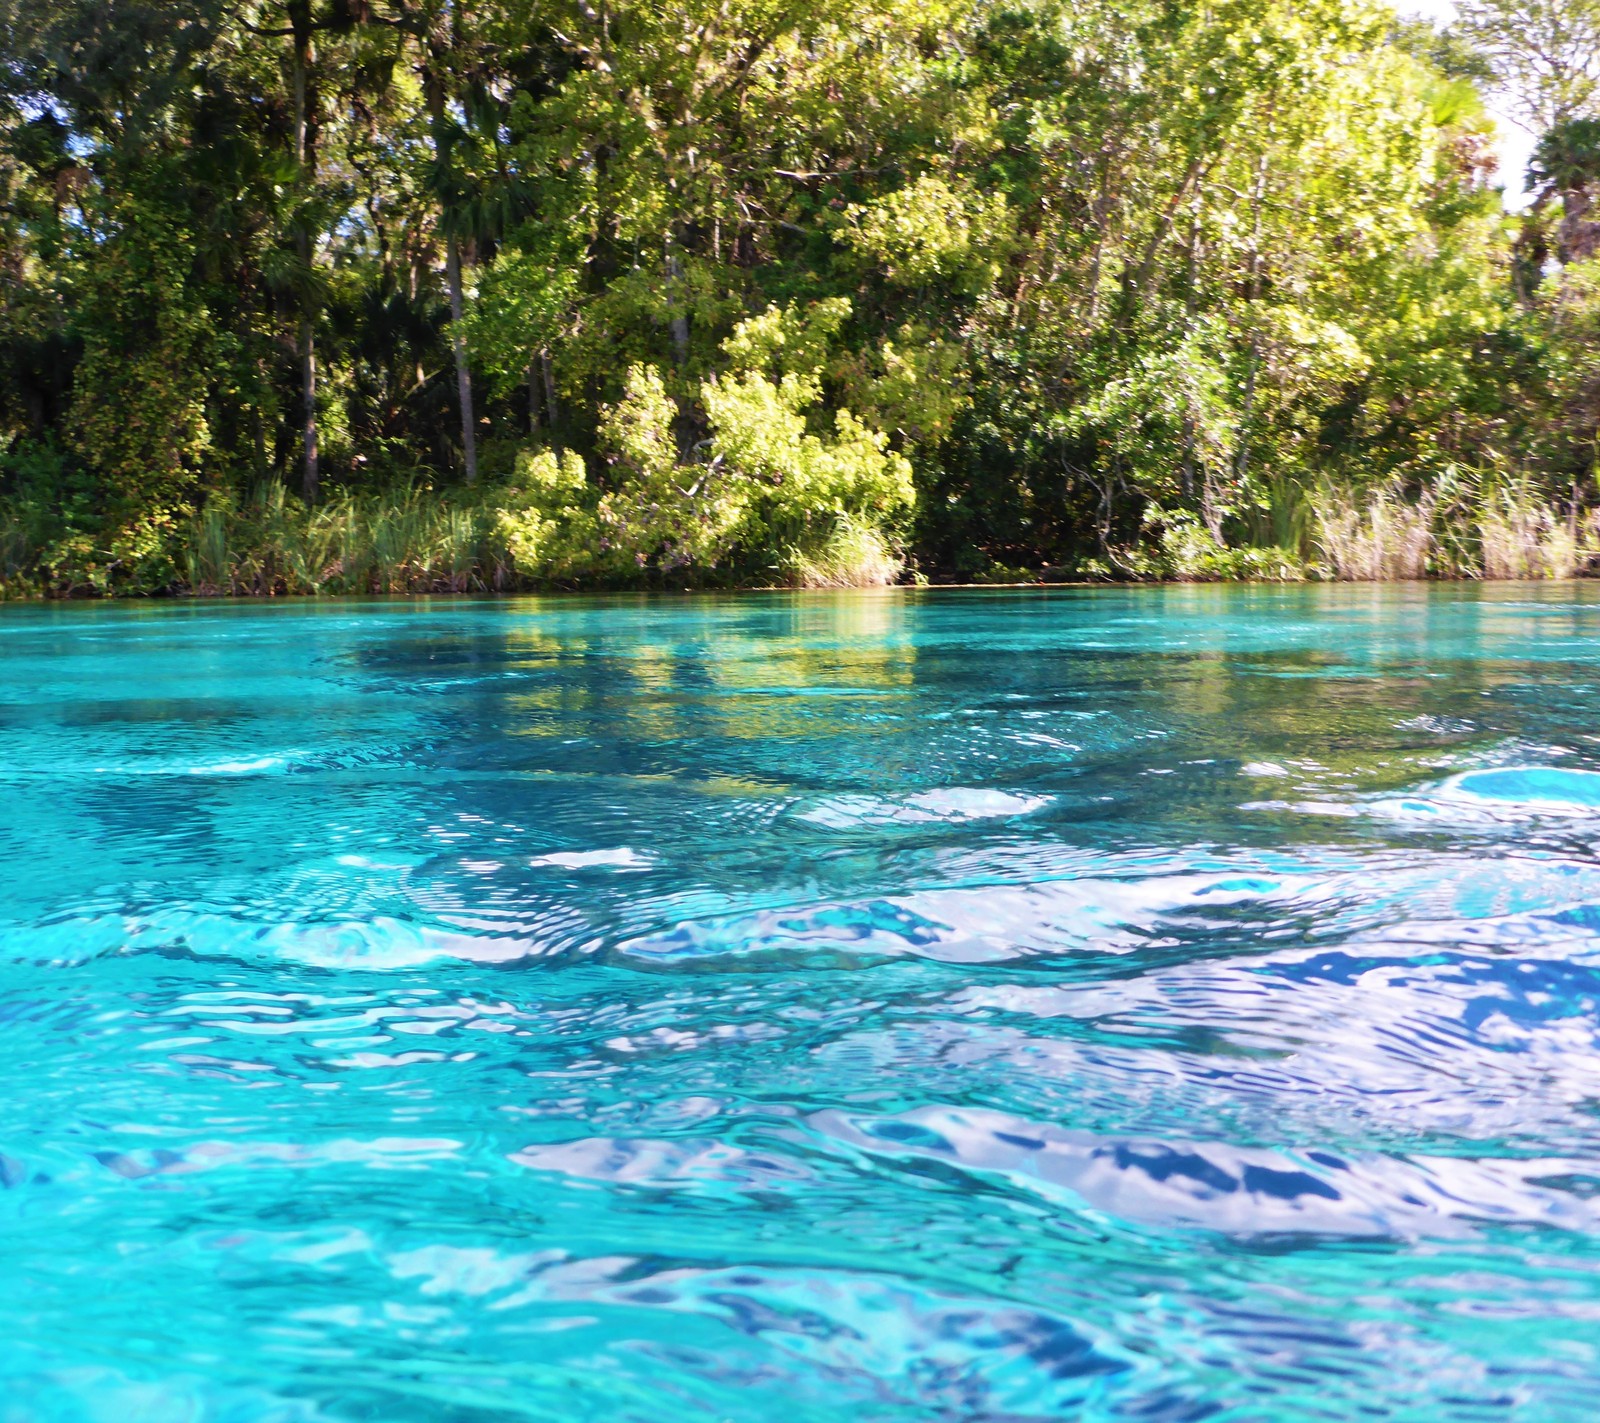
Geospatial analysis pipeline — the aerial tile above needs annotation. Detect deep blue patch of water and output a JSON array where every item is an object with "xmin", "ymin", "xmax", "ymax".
[{"xmin": 5, "ymin": 585, "xmax": 1600, "ymax": 1420}]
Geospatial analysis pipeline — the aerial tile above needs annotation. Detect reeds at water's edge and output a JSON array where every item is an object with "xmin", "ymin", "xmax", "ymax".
[
  {"xmin": 7, "ymin": 472, "xmax": 1598, "ymax": 596},
  {"xmin": 1311, "ymin": 483, "xmax": 1435, "ymax": 580},
  {"xmin": 190, "ymin": 476, "xmax": 1592, "ymax": 590},
  {"xmin": 1309, "ymin": 475, "xmax": 1593, "ymax": 581},
  {"xmin": 1084, "ymin": 471, "xmax": 1600, "ymax": 583},
  {"xmin": 145, "ymin": 476, "xmax": 1600, "ymax": 591},
  {"xmin": 180, "ymin": 483, "xmax": 903, "ymax": 594},
  {"xmin": 779, "ymin": 517, "xmax": 903, "ymax": 590},
  {"xmin": 184, "ymin": 483, "xmax": 516, "ymax": 596}
]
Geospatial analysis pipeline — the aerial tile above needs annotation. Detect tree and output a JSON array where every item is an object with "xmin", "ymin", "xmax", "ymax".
[
  {"xmin": 242, "ymin": 0, "xmax": 332, "ymax": 499},
  {"xmin": 1456, "ymin": 0, "xmax": 1600, "ymax": 130},
  {"xmin": 1530, "ymin": 116, "xmax": 1600, "ymax": 259},
  {"xmin": 0, "ymin": 0, "xmax": 1596, "ymax": 592}
]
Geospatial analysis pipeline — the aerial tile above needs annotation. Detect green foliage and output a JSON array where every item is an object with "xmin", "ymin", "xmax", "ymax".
[
  {"xmin": 596, "ymin": 363, "xmax": 749, "ymax": 574},
  {"xmin": 498, "ymin": 301, "xmax": 915, "ymax": 585},
  {"xmin": 181, "ymin": 483, "xmax": 521, "ymax": 596},
  {"xmin": 833, "ymin": 325, "xmax": 970, "ymax": 449},
  {"xmin": 473, "ymin": 299, "xmax": 914, "ymax": 588},
  {"xmin": 496, "ymin": 448, "xmax": 599, "ymax": 581},
  {"xmin": 704, "ymin": 301, "xmax": 915, "ymax": 576},
  {"xmin": 462, "ymin": 246, "xmax": 581, "ymax": 398},
  {"xmin": 842, "ymin": 176, "xmax": 1014, "ymax": 294},
  {"xmin": 1137, "ymin": 509, "xmax": 1307, "ymax": 583},
  {"xmin": 3, "ymin": 0, "xmax": 1600, "ymax": 594}
]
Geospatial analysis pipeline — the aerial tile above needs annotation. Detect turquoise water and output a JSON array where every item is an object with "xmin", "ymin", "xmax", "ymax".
[{"xmin": 5, "ymin": 585, "xmax": 1600, "ymax": 1421}]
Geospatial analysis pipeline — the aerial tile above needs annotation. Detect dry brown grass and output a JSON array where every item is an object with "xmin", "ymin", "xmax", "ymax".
[
  {"xmin": 1313, "ymin": 481, "xmax": 1434, "ymax": 580},
  {"xmin": 1479, "ymin": 485, "xmax": 1580, "ymax": 579}
]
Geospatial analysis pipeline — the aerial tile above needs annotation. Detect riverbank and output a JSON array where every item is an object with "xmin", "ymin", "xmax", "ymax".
[
  {"xmin": 8, "ymin": 0, "xmax": 1600, "ymax": 617},
  {"xmin": 3, "ymin": 473, "xmax": 1594, "ymax": 599}
]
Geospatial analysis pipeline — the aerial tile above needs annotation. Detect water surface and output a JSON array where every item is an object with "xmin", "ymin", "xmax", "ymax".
[{"xmin": 5, "ymin": 585, "xmax": 1600, "ymax": 1421}]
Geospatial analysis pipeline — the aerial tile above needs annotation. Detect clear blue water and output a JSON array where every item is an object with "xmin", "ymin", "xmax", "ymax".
[{"xmin": 6, "ymin": 585, "xmax": 1600, "ymax": 1422}]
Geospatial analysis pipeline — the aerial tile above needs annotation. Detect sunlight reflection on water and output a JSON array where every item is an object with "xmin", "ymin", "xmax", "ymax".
[{"xmin": 4, "ymin": 584, "xmax": 1600, "ymax": 1420}]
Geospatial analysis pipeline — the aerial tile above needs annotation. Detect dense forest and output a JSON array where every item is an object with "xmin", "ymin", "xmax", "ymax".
[{"xmin": 1, "ymin": 0, "xmax": 1599, "ymax": 594}]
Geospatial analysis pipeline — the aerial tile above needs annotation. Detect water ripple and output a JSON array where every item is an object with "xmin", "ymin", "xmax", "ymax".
[{"xmin": 8, "ymin": 588, "xmax": 1600, "ymax": 1420}]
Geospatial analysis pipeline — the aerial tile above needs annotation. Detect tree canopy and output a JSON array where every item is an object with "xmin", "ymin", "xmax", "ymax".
[{"xmin": 2, "ymin": 0, "xmax": 1599, "ymax": 591}]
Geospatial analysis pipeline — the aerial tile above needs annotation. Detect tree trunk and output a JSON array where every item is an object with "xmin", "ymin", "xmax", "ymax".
[
  {"xmin": 527, "ymin": 361, "xmax": 542, "ymax": 433},
  {"xmin": 1560, "ymin": 183, "xmax": 1600, "ymax": 264},
  {"xmin": 299, "ymin": 308, "xmax": 319, "ymax": 500},
  {"xmin": 1181, "ymin": 186, "xmax": 1203, "ymax": 504},
  {"xmin": 291, "ymin": 4, "xmax": 319, "ymax": 501},
  {"xmin": 424, "ymin": 32, "xmax": 478, "ymax": 486},
  {"xmin": 665, "ymin": 238, "xmax": 695, "ymax": 457},
  {"xmin": 1233, "ymin": 147, "xmax": 1271, "ymax": 489},
  {"xmin": 254, "ymin": 359, "xmax": 269, "ymax": 483},
  {"xmin": 445, "ymin": 233, "xmax": 478, "ymax": 484},
  {"xmin": 541, "ymin": 349, "xmax": 561, "ymax": 446},
  {"xmin": 666, "ymin": 246, "xmax": 691, "ymax": 365}
]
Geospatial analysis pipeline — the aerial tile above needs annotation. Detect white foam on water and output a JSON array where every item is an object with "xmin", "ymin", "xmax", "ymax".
[
  {"xmin": 187, "ymin": 755, "xmax": 291, "ymax": 776},
  {"xmin": 527, "ymin": 848, "xmax": 654, "ymax": 871},
  {"xmin": 798, "ymin": 787, "xmax": 1051, "ymax": 830}
]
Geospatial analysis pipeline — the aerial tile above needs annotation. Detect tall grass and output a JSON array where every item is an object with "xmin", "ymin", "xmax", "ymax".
[
  {"xmin": 183, "ymin": 484, "xmax": 515, "ymax": 595},
  {"xmin": 781, "ymin": 518, "xmax": 903, "ymax": 588},
  {"xmin": 1312, "ymin": 480, "xmax": 1434, "ymax": 580},
  {"xmin": 1479, "ymin": 481, "xmax": 1580, "ymax": 579},
  {"xmin": 192, "ymin": 488, "xmax": 910, "ymax": 595},
  {"xmin": 0, "ymin": 519, "xmax": 33, "ymax": 596},
  {"xmin": 1310, "ymin": 474, "xmax": 1593, "ymax": 580},
  {"xmin": 10, "ymin": 469, "xmax": 1599, "ymax": 597}
]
